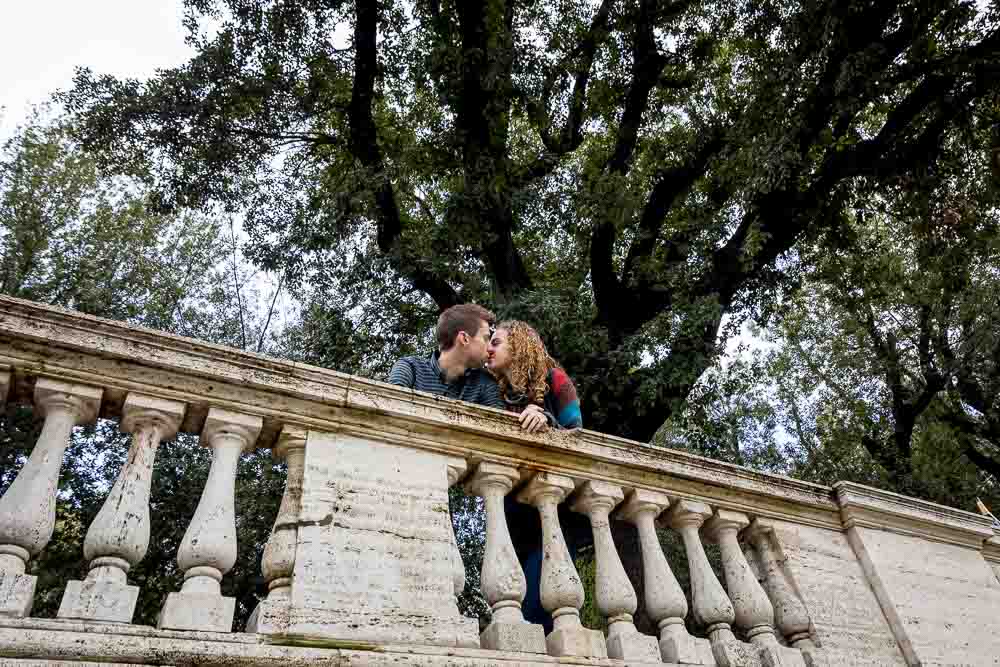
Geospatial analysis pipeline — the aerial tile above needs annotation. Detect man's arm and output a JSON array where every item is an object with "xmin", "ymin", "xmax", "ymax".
[{"xmin": 387, "ymin": 358, "xmax": 416, "ymax": 388}]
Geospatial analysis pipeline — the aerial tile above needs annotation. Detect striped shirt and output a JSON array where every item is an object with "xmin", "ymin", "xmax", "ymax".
[{"xmin": 388, "ymin": 351, "xmax": 504, "ymax": 409}]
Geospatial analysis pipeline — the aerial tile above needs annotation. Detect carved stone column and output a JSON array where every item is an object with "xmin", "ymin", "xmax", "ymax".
[
  {"xmin": 59, "ymin": 394, "xmax": 185, "ymax": 623},
  {"xmin": 745, "ymin": 518, "xmax": 819, "ymax": 658},
  {"xmin": 706, "ymin": 510, "xmax": 808, "ymax": 667},
  {"xmin": 247, "ymin": 425, "xmax": 307, "ymax": 635},
  {"xmin": 465, "ymin": 462, "xmax": 545, "ymax": 653},
  {"xmin": 570, "ymin": 481, "xmax": 659, "ymax": 661},
  {"xmin": 666, "ymin": 499, "xmax": 737, "ymax": 662},
  {"xmin": 446, "ymin": 458, "xmax": 468, "ymax": 603},
  {"xmin": 158, "ymin": 408, "xmax": 261, "ymax": 632},
  {"xmin": 616, "ymin": 489, "xmax": 714, "ymax": 664},
  {"xmin": 0, "ymin": 378, "xmax": 102, "ymax": 617},
  {"xmin": 518, "ymin": 472, "xmax": 606, "ymax": 658}
]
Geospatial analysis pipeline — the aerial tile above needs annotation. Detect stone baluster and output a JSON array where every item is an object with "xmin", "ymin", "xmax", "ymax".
[
  {"xmin": 744, "ymin": 519, "xmax": 816, "ymax": 650},
  {"xmin": 464, "ymin": 462, "xmax": 545, "ymax": 653},
  {"xmin": 446, "ymin": 458, "xmax": 468, "ymax": 603},
  {"xmin": 570, "ymin": 481, "xmax": 659, "ymax": 661},
  {"xmin": 158, "ymin": 407, "xmax": 261, "ymax": 632},
  {"xmin": 58, "ymin": 394, "xmax": 186, "ymax": 623},
  {"xmin": 666, "ymin": 499, "xmax": 738, "ymax": 660},
  {"xmin": 247, "ymin": 425, "xmax": 307, "ymax": 635},
  {"xmin": 0, "ymin": 378, "xmax": 102, "ymax": 617},
  {"xmin": 706, "ymin": 510, "xmax": 811, "ymax": 667},
  {"xmin": 518, "ymin": 472, "xmax": 606, "ymax": 658},
  {"xmin": 616, "ymin": 489, "xmax": 715, "ymax": 665}
]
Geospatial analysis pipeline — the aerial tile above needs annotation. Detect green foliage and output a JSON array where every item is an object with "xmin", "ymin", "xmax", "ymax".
[
  {"xmin": 657, "ymin": 352, "xmax": 790, "ymax": 472},
  {"xmin": 691, "ymin": 120, "xmax": 1000, "ymax": 508},
  {"xmin": 448, "ymin": 488, "xmax": 490, "ymax": 623},
  {"xmin": 0, "ymin": 113, "xmax": 225, "ymax": 333}
]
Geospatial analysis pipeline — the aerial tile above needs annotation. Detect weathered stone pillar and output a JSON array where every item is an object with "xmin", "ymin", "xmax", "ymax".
[
  {"xmin": 666, "ymin": 499, "xmax": 737, "ymax": 662},
  {"xmin": 247, "ymin": 425, "xmax": 306, "ymax": 635},
  {"xmin": 58, "ymin": 394, "xmax": 185, "ymax": 623},
  {"xmin": 706, "ymin": 510, "xmax": 807, "ymax": 667},
  {"xmin": 0, "ymin": 378, "xmax": 102, "ymax": 617},
  {"xmin": 744, "ymin": 519, "xmax": 816, "ymax": 649},
  {"xmin": 616, "ymin": 489, "xmax": 714, "ymax": 664},
  {"xmin": 518, "ymin": 472, "xmax": 606, "ymax": 658},
  {"xmin": 446, "ymin": 459, "xmax": 468, "ymax": 603},
  {"xmin": 281, "ymin": 430, "xmax": 478, "ymax": 647},
  {"xmin": 570, "ymin": 481, "xmax": 659, "ymax": 661},
  {"xmin": 158, "ymin": 408, "xmax": 261, "ymax": 632},
  {"xmin": 466, "ymin": 462, "xmax": 546, "ymax": 653}
]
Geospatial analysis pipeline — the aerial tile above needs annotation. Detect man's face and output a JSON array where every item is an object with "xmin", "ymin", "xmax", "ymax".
[{"xmin": 461, "ymin": 320, "xmax": 492, "ymax": 366}]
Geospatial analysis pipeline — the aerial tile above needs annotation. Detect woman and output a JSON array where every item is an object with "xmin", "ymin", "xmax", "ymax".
[
  {"xmin": 486, "ymin": 320, "xmax": 582, "ymax": 432},
  {"xmin": 487, "ymin": 320, "xmax": 587, "ymax": 631}
]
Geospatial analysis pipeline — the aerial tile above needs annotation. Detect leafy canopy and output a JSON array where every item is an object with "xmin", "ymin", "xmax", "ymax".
[{"xmin": 61, "ymin": 0, "xmax": 1000, "ymax": 441}]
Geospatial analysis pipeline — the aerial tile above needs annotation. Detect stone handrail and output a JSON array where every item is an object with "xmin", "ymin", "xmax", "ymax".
[{"xmin": 0, "ymin": 294, "xmax": 998, "ymax": 667}]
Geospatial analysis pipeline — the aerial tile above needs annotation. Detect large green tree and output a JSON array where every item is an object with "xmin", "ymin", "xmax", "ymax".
[{"xmin": 61, "ymin": 0, "xmax": 1000, "ymax": 440}]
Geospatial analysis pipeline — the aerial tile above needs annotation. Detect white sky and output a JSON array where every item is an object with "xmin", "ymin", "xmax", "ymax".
[
  {"xmin": 0, "ymin": 0, "xmax": 195, "ymax": 143},
  {"xmin": 0, "ymin": 0, "xmax": 297, "ymax": 342}
]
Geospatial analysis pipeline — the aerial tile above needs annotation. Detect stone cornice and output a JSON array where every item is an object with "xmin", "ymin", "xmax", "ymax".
[
  {"xmin": 0, "ymin": 295, "xmax": 838, "ymax": 528},
  {"xmin": 983, "ymin": 533, "xmax": 1000, "ymax": 564},
  {"xmin": 834, "ymin": 481, "xmax": 995, "ymax": 549}
]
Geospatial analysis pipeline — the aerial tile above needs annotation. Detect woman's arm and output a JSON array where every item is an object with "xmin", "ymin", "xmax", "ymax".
[{"xmin": 548, "ymin": 367, "xmax": 583, "ymax": 429}]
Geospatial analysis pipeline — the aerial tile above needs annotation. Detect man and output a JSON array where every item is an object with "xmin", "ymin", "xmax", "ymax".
[{"xmin": 388, "ymin": 304, "xmax": 504, "ymax": 409}]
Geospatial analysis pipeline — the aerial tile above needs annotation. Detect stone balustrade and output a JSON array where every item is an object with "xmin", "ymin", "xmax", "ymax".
[{"xmin": 0, "ymin": 295, "xmax": 999, "ymax": 666}]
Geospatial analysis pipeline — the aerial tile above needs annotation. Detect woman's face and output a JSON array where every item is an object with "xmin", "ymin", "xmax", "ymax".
[{"xmin": 487, "ymin": 328, "xmax": 512, "ymax": 373}]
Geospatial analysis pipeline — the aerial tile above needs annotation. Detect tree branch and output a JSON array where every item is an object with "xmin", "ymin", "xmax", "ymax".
[
  {"xmin": 349, "ymin": 0, "xmax": 460, "ymax": 309},
  {"xmin": 228, "ymin": 219, "xmax": 247, "ymax": 350},
  {"xmin": 622, "ymin": 129, "xmax": 727, "ymax": 287},
  {"xmin": 256, "ymin": 271, "xmax": 285, "ymax": 353},
  {"xmin": 453, "ymin": 0, "xmax": 532, "ymax": 300},
  {"xmin": 526, "ymin": 0, "xmax": 615, "ymax": 156},
  {"xmin": 591, "ymin": 0, "xmax": 670, "ymax": 325}
]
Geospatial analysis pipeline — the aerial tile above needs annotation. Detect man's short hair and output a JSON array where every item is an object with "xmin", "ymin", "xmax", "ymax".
[{"xmin": 437, "ymin": 304, "xmax": 495, "ymax": 350}]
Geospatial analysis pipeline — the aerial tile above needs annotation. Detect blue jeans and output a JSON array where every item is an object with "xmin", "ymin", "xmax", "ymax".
[
  {"xmin": 504, "ymin": 495, "xmax": 590, "ymax": 634},
  {"xmin": 519, "ymin": 541, "xmax": 579, "ymax": 634}
]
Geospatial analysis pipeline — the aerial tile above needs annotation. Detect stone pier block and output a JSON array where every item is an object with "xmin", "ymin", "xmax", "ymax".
[
  {"xmin": 660, "ymin": 624, "xmax": 714, "ymax": 664},
  {"xmin": 0, "ymin": 571, "xmax": 35, "ymax": 617},
  {"xmin": 158, "ymin": 591, "xmax": 235, "ymax": 632},
  {"xmin": 760, "ymin": 644, "xmax": 809, "ymax": 667},
  {"xmin": 799, "ymin": 647, "xmax": 831, "ymax": 667},
  {"xmin": 480, "ymin": 620, "xmax": 546, "ymax": 653},
  {"xmin": 546, "ymin": 626, "xmax": 607, "ymax": 658},
  {"xmin": 283, "ymin": 431, "xmax": 480, "ymax": 648},
  {"xmin": 713, "ymin": 638, "xmax": 768, "ymax": 667},
  {"xmin": 607, "ymin": 629, "xmax": 660, "ymax": 661},
  {"xmin": 248, "ymin": 593, "xmax": 291, "ymax": 635},
  {"xmin": 58, "ymin": 579, "xmax": 138, "ymax": 623}
]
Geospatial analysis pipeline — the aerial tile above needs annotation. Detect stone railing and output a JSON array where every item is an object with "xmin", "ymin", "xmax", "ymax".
[{"xmin": 0, "ymin": 295, "xmax": 999, "ymax": 667}]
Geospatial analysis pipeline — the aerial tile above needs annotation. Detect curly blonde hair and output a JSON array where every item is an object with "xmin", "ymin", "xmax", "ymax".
[{"xmin": 492, "ymin": 320, "xmax": 558, "ymax": 407}]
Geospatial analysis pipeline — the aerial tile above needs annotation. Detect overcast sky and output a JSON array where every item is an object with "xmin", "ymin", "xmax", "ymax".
[{"xmin": 0, "ymin": 0, "xmax": 195, "ymax": 142}]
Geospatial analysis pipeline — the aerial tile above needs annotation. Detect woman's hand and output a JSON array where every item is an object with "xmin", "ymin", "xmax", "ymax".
[{"xmin": 519, "ymin": 404, "xmax": 549, "ymax": 433}]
